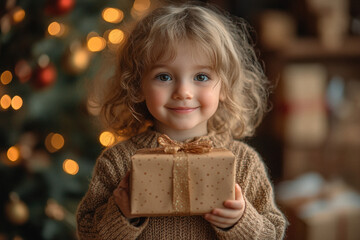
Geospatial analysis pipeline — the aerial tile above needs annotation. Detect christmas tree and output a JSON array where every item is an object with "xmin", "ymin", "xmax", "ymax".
[{"xmin": 0, "ymin": 0, "xmax": 153, "ymax": 239}]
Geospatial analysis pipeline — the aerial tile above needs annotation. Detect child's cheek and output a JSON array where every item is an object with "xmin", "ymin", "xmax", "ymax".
[
  {"xmin": 198, "ymin": 88, "xmax": 221, "ymax": 108},
  {"xmin": 153, "ymin": 91, "xmax": 167, "ymax": 105},
  {"xmin": 144, "ymin": 89, "xmax": 167, "ymax": 109}
]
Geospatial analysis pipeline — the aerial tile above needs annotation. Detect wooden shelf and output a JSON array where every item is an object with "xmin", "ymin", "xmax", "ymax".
[{"xmin": 278, "ymin": 36, "xmax": 360, "ymax": 61}]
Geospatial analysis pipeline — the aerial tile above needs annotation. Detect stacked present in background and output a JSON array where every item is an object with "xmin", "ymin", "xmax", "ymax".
[
  {"xmin": 277, "ymin": 172, "xmax": 360, "ymax": 240},
  {"xmin": 281, "ymin": 63, "xmax": 328, "ymax": 147},
  {"xmin": 130, "ymin": 135, "xmax": 236, "ymax": 216},
  {"xmin": 277, "ymin": 63, "xmax": 328, "ymax": 179}
]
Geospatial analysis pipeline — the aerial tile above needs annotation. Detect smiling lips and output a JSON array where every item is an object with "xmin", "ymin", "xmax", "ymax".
[{"xmin": 167, "ymin": 106, "xmax": 199, "ymax": 113}]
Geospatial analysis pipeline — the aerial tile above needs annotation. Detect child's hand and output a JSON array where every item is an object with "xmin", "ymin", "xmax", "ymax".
[
  {"xmin": 113, "ymin": 171, "xmax": 135, "ymax": 219},
  {"xmin": 204, "ymin": 184, "xmax": 245, "ymax": 229}
]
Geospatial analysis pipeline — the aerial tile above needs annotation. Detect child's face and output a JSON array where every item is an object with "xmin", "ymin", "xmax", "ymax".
[{"xmin": 141, "ymin": 41, "xmax": 222, "ymax": 139}]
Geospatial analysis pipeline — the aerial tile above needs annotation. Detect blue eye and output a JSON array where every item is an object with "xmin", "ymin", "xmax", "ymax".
[
  {"xmin": 195, "ymin": 74, "xmax": 209, "ymax": 82},
  {"xmin": 156, "ymin": 73, "xmax": 172, "ymax": 81}
]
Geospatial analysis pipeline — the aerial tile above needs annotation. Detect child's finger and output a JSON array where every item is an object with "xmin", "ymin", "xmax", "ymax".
[
  {"xmin": 235, "ymin": 183, "xmax": 242, "ymax": 200},
  {"xmin": 223, "ymin": 184, "xmax": 245, "ymax": 209},
  {"xmin": 204, "ymin": 213, "xmax": 237, "ymax": 228},
  {"xmin": 212, "ymin": 207, "xmax": 241, "ymax": 219},
  {"xmin": 223, "ymin": 199, "xmax": 243, "ymax": 210}
]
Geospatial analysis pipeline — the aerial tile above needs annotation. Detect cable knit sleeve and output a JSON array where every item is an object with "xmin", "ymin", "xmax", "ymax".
[
  {"xmin": 213, "ymin": 144, "xmax": 287, "ymax": 240},
  {"xmin": 76, "ymin": 144, "xmax": 149, "ymax": 239}
]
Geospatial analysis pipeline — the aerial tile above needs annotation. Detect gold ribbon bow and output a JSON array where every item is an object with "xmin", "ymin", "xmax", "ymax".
[
  {"xmin": 155, "ymin": 134, "xmax": 213, "ymax": 214},
  {"xmin": 157, "ymin": 134, "xmax": 213, "ymax": 154}
]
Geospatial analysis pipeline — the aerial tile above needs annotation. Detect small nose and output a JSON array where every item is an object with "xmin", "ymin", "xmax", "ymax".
[{"xmin": 172, "ymin": 80, "xmax": 193, "ymax": 100}]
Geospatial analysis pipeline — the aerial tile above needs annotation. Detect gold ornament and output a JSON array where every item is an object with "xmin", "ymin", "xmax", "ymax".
[{"xmin": 5, "ymin": 192, "xmax": 29, "ymax": 225}]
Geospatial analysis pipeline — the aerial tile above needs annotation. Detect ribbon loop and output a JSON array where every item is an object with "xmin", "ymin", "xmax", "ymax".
[{"xmin": 157, "ymin": 134, "xmax": 213, "ymax": 154}]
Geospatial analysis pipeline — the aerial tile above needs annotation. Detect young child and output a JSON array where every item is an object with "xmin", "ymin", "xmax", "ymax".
[{"xmin": 77, "ymin": 2, "xmax": 287, "ymax": 239}]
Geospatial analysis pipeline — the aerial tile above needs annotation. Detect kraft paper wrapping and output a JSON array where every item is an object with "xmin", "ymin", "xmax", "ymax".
[{"xmin": 130, "ymin": 135, "xmax": 236, "ymax": 216}]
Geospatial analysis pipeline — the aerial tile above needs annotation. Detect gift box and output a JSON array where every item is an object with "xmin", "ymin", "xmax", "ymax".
[
  {"xmin": 130, "ymin": 135, "xmax": 236, "ymax": 216},
  {"xmin": 277, "ymin": 173, "xmax": 360, "ymax": 240},
  {"xmin": 281, "ymin": 63, "xmax": 328, "ymax": 146}
]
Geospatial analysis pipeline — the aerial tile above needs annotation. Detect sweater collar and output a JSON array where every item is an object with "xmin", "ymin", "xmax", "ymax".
[{"xmin": 130, "ymin": 128, "xmax": 233, "ymax": 149}]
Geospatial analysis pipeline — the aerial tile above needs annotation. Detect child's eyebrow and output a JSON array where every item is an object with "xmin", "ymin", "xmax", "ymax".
[
  {"xmin": 150, "ymin": 64, "xmax": 213, "ymax": 71},
  {"xmin": 195, "ymin": 65, "xmax": 213, "ymax": 71},
  {"xmin": 150, "ymin": 64, "xmax": 168, "ymax": 69}
]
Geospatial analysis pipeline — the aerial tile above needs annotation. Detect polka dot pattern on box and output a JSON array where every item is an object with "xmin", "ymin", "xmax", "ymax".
[{"xmin": 130, "ymin": 149, "xmax": 235, "ymax": 216}]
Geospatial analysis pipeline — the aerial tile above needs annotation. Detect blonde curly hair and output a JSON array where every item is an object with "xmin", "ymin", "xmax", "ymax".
[{"xmin": 97, "ymin": 2, "xmax": 269, "ymax": 139}]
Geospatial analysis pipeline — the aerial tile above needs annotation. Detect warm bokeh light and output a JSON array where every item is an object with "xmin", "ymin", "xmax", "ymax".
[
  {"xmin": 11, "ymin": 95, "xmax": 23, "ymax": 110},
  {"xmin": 0, "ymin": 152, "xmax": 15, "ymax": 166},
  {"xmin": 131, "ymin": 0, "xmax": 151, "ymax": 19},
  {"xmin": 7, "ymin": 146, "xmax": 20, "ymax": 162},
  {"xmin": 48, "ymin": 21, "xmax": 65, "ymax": 36},
  {"xmin": 0, "ymin": 94, "xmax": 12, "ymax": 109},
  {"xmin": 1, "ymin": 70, "xmax": 12, "ymax": 85},
  {"xmin": 87, "ymin": 36, "xmax": 106, "ymax": 52},
  {"xmin": 45, "ymin": 133, "xmax": 65, "ymax": 153},
  {"xmin": 108, "ymin": 29, "xmax": 125, "ymax": 44},
  {"xmin": 102, "ymin": 8, "xmax": 124, "ymax": 23},
  {"xmin": 71, "ymin": 47, "xmax": 91, "ymax": 71},
  {"xmin": 133, "ymin": 0, "xmax": 151, "ymax": 12},
  {"xmin": 13, "ymin": 8, "xmax": 25, "ymax": 23},
  {"xmin": 63, "ymin": 159, "xmax": 79, "ymax": 175},
  {"xmin": 99, "ymin": 131, "xmax": 115, "ymax": 147},
  {"xmin": 51, "ymin": 133, "xmax": 65, "ymax": 150}
]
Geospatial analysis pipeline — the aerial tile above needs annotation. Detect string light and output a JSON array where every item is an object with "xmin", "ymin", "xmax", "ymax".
[
  {"xmin": 63, "ymin": 159, "xmax": 79, "ymax": 175},
  {"xmin": 51, "ymin": 133, "xmax": 65, "ymax": 150},
  {"xmin": 7, "ymin": 146, "xmax": 20, "ymax": 162},
  {"xmin": 0, "ymin": 94, "xmax": 12, "ymax": 109},
  {"xmin": 45, "ymin": 133, "xmax": 65, "ymax": 153},
  {"xmin": 87, "ymin": 36, "xmax": 106, "ymax": 52},
  {"xmin": 102, "ymin": 8, "xmax": 124, "ymax": 23},
  {"xmin": 47, "ymin": 21, "xmax": 66, "ymax": 37},
  {"xmin": 99, "ymin": 131, "xmax": 115, "ymax": 147},
  {"xmin": 1, "ymin": 70, "xmax": 12, "ymax": 85},
  {"xmin": 11, "ymin": 95, "xmax": 23, "ymax": 110},
  {"xmin": 108, "ymin": 29, "xmax": 125, "ymax": 44},
  {"xmin": 133, "ymin": 0, "xmax": 151, "ymax": 12},
  {"xmin": 12, "ymin": 8, "xmax": 25, "ymax": 23},
  {"xmin": 71, "ymin": 47, "xmax": 91, "ymax": 72}
]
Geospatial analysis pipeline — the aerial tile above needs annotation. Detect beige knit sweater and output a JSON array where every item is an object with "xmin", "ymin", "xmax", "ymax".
[{"xmin": 76, "ymin": 129, "xmax": 287, "ymax": 239}]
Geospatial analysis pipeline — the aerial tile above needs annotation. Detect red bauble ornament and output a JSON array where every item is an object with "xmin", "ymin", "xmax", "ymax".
[
  {"xmin": 45, "ymin": 0, "xmax": 75, "ymax": 16},
  {"xmin": 33, "ymin": 64, "xmax": 57, "ymax": 89}
]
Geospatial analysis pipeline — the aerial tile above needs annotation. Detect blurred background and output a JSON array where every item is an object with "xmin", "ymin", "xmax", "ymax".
[{"xmin": 0, "ymin": 0, "xmax": 359, "ymax": 239}]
